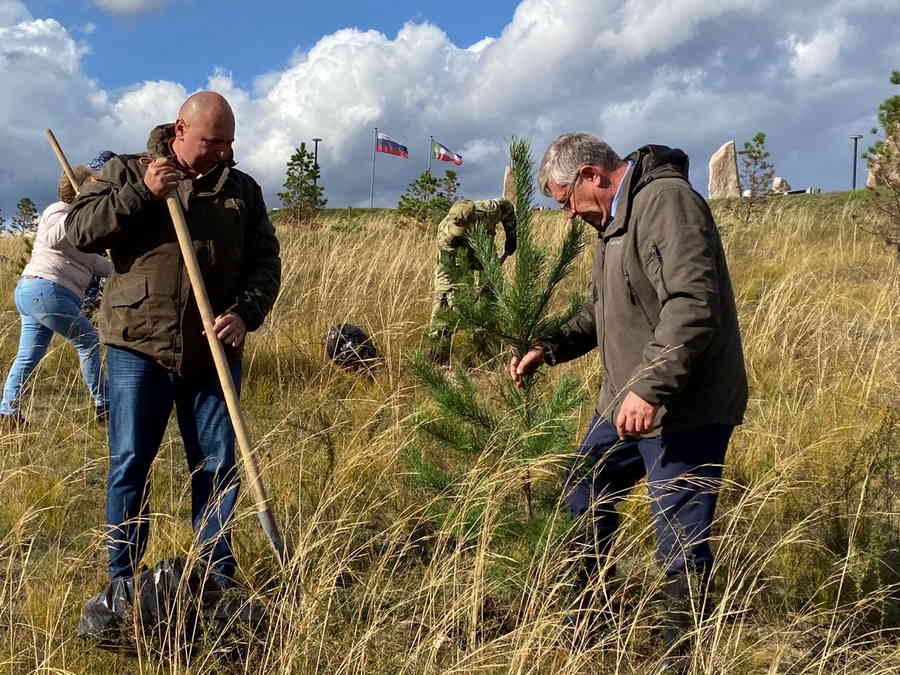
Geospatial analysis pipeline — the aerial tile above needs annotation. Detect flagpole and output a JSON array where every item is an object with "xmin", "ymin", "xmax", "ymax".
[
  {"xmin": 370, "ymin": 127, "xmax": 377, "ymax": 208},
  {"xmin": 427, "ymin": 136, "xmax": 432, "ymax": 174}
]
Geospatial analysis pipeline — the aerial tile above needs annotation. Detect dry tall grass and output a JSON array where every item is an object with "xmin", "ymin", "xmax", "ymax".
[{"xmin": 0, "ymin": 195, "xmax": 898, "ymax": 674}]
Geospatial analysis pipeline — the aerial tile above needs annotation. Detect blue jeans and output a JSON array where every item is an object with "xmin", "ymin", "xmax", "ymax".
[
  {"xmin": 1, "ymin": 277, "xmax": 107, "ymax": 415},
  {"xmin": 564, "ymin": 413, "xmax": 732, "ymax": 579},
  {"xmin": 105, "ymin": 345, "xmax": 241, "ymax": 582}
]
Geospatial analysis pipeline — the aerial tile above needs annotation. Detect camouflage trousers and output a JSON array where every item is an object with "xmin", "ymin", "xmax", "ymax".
[{"xmin": 428, "ymin": 249, "xmax": 480, "ymax": 338}]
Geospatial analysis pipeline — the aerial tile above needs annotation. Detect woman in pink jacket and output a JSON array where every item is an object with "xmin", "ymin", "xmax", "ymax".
[{"xmin": 0, "ymin": 167, "xmax": 113, "ymax": 426}]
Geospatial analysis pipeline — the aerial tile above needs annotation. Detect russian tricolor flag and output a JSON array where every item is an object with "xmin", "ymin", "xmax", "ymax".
[{"xmin": 376, "ymin": 132, "xmax": 408, "ymax": 158}]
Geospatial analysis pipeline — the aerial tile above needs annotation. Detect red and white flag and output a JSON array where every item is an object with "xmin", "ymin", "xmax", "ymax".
[{"xmin": 432, "ymin": 139, "xmax": 463, "ymax": 166}]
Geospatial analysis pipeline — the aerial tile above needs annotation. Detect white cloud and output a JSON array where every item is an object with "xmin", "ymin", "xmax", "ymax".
[
  {"xmin": 108, "ymin": 81, "xmax": 187, "ymax": 133},
  {"xmin": 0, "ymin": 0, "xmax": 29, "ymax": 26},
  {"xmin": 788, "ymin": 20, "xmax": 852, "ymax": 80},
  {"xmin": 0, "ymin": 0, "xmax": 898, "ymax": 215},
  {"xmin": 92, "ymin": 0, "xmax": 169, "ymax": 15}
]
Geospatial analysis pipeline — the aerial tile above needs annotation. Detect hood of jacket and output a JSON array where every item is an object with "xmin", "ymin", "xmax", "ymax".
[
  {"xmin": 145, "ymin": 123, "xmax": 236, "ymax": 168},
  {"xmin": 147, "ymin": 123, "xmax": 176, "ymax": 158},
  {"xmin": 603, "ymin": 144, "xmax": 690, "ymax": 240},
  {"xmin": 627, "ymin": 144, "xmax": 690, "ymax": 190}
]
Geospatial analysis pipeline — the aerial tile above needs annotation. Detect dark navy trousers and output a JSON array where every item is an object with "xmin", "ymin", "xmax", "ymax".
[
  {"xmin": 105, "ymin": 345, "xmax": 241, "ymax": 582},
  {"xmin": 564, "ymin": 412, "xmax": 732, "ymax": 579}
]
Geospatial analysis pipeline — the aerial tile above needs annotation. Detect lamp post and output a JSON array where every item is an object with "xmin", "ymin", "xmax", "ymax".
[
  {"xmin": 312, "ymin": 137, "xmax": 323, "ymax": 187},
  {"xmin": 850, "ymin": 134, "xmax": 863, "ymax": 191}
]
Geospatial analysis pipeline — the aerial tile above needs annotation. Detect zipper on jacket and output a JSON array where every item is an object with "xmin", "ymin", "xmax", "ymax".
[
  {"xmin": 624, "ymin": 269, "xmax": 654, "ymax": 330},
  {"xmin": 651, "ymin": 243, "xmax": 669, "ymax": 297},
  {"xmin": 174, "ymin": 249, "xmax": 183, "ymax": 358},
  {"xmin": 599, "ymin": 239, "xmax": 607, "ymax": 370}
]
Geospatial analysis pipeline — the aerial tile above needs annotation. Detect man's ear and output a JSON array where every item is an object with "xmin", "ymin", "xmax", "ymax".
[
  {"xmin": 174, "ymin": 118, "xmax": 187, "ymax": 140},
  {"xmin": 579, "ymin": 165, "xmax": 608, "ymax": 188}
]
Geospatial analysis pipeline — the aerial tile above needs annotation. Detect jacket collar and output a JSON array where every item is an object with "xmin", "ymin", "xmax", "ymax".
[{"xmin": 601, "ymin": 144, "xmax": 691, "ymax": 240}]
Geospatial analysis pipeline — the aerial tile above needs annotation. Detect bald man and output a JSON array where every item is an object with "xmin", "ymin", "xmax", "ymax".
[{"xmin": 67, "ymin": 92, "xmax": 281, "ymax": 588}]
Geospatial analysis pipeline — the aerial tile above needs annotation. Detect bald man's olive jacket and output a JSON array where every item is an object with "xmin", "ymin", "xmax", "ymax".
[
  {"xmin": 543, "ymin": 145, "xmax": 747, "ymax": 434},
  {"xmin": 66, "ymin": 124, "xmax": 281, "ymax": 377}
]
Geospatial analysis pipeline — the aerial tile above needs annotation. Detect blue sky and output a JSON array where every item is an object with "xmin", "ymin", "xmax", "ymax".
[
  {"xmin": 1, "ymin": 0, "xmax": 899, "ymax": 215},
  {"xmin": 27, "ymin": 0, "xmax": 521, "ymax": 92}
]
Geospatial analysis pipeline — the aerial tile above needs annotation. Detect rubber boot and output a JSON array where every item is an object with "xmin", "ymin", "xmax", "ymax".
[
  {"xmin": 654, "ymin": 572, "xmax": 711, "ymax": 674},
  {"xmin": 562, "ymin": 527, "xmax": 617, "ymax": 636}
]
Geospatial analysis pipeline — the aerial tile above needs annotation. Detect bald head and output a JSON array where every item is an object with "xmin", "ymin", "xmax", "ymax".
[
  {"xmin": 178, "ymin": 91, "xmax": 235, "ymax": 126},
  {"xmin": 172, "ymin": 91, "xmax": 235, "ymax": 175}
]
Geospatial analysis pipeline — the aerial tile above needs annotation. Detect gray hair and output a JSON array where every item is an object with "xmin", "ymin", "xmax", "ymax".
[{"xmin": 538, "ymin": 132, "xmax": 622, "ymax": 197}]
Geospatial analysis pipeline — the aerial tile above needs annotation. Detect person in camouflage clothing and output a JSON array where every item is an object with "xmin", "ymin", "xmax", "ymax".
[{"xmin": 428, "ymin": 198, "xmax": 517, "ymax": 357}]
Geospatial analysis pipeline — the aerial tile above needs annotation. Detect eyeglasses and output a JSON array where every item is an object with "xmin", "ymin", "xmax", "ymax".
[{"xmin": 559, "ymin": 170, "xmax": 583, "ymax": 213}]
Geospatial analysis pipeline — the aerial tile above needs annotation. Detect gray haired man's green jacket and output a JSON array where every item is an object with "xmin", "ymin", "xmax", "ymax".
[{"xmin": 543, "ymin": 145, "xmax": 747, "ymax": 434}]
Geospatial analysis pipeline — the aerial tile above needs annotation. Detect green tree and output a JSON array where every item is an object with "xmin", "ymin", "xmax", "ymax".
[
  {"xmin": 738, "ymin": 132, "xmax": 775, "ymax": 225},
  {"xmin": 859, "ymin": 69, "xmax": 900, "ymax": 260},
  {"xmin": 10, "ymin": 198, "xmax": 38, "ymax": 275},
  {"xmin": 397, "ymin": 169, "xmax": 459, "ymax": 224},
  {"xmin": 867, "ymin": 69, "xmax": 900, "ymax": 160},
  {"xmin": 277, "ymin": 143, "xmax": 326, "ymax": 223},
  {"xmin": 405, "ymin": 138, "xmax": 587, "ymax": 577},
  {"xmin": 11, "ymin": 198, "xmax": 38, "ymax": 234}
]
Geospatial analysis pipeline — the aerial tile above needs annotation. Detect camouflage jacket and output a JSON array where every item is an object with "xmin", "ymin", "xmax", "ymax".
[
  {"xmin": 436, "ymin": 199, "xmax": 517, "ymax": 258},
  {"xmin": 66, "ymin": 123, "xmax": 281, "ymax": 377}
]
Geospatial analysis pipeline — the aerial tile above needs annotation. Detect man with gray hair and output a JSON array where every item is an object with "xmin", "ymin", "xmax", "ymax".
[{"xmin": 510, "ymin": 133, "xmax": 747, "ymax": 662}]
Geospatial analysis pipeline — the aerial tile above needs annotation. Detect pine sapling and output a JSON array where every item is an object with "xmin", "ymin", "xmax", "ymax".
[{"xmin": 407, "ymin": 137, "xmax": 587, "ymax": 560}]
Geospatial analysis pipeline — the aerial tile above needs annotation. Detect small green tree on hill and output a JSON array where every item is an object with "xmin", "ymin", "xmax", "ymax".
[
  {"xmin": 867, "ymin": 69, "xmax": 900, "ymax": 162},
  {"xmin": 397, "ymin": 169, "xmax": 459, "ymax": 225},
  {"xmin": 278, "ymin": 143, "xmax": 326, "ymax": 224},
  {"xmin": 861, "ymin": 69, "xmax": 900, "ymax": 260},
  {"xmin": 738, "ymin": 132, "xmax": 775, "ymax": 225},
  {"xmin": 12, "ymin": 198, "xmax": 38, "ymax": 234},
  {"xmin": 406, "ymin": 138, "xmax": 587, "ymax": 575},
  {"xmin": 12, "ymin": 198, "xmax": 38, "ymax": 275}
]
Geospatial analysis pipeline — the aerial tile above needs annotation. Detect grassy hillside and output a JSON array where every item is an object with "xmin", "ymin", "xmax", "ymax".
[{"xmin": 0, "ymin": 194, "xmax": 898, "ymax": 673}]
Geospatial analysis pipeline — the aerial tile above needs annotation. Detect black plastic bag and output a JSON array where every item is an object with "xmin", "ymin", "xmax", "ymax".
[
  {"xmin": 77, "ymin": 557, "xmax": 202, "ymax": 653},
  {"xmin": 76, "ymin": 572, "xmax": 135, "ymax": 652},
  {"xmin": 325, "ymin": 323, "xmax": 379, "ymax": 371},
  {"xmin": 77, "ymin": 557, "xmax": 265, "ymax": 658}
]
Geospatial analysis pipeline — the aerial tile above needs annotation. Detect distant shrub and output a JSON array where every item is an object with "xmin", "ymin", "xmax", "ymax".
[
  {"xmin": 278, "ymin": 143, "xmax": 326, "ymax": 226},
  {"xmin": 397, "ymin": 169, "xmax": 459, "ymax": 225},
  {"xmin": 860, "ymin": 69, "xmax": 900, "ymax": 260},
  {"xmin": 738, "ymin": 132, "xmax": 775, "ymax": 226}
]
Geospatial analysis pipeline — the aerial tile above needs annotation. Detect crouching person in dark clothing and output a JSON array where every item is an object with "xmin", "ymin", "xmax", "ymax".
[
  {"xmin": 67, "ymin": 91, "xmax": 281, "ymax": 588},
  {"xmin": 509, "ymin": 132, "xmax": 747, "ymax": 665}
]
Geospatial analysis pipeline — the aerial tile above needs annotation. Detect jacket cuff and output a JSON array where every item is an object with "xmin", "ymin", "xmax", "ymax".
[
  {"xmin": 121, "ymin": 180, "xmax": 153, "ymax": 211},
  {"xmin": 228, "ymin": 300, "xmax": 263, "ymax": 332},
  {"xmin": 628, "ymin": 380, "xmax": 662, "ymax": 406},
  {"xmin": 536, "ymin": 342, "xmax": 559, "ymax": 366}
]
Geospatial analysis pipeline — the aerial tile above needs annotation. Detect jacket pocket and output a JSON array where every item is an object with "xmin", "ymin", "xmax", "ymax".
[
  {"xmin": 108, "ymin": 277, "xmax": 150, "ymax": 342},
  {"xmin": 217, "ymin": 197, "xmax": 245, "ymax": 268},
  {"xmin": 222, "ymin": 196, "xmax": 245, "ymax": 228},
  {"xmin": 624, "ymin": 269, "xmax": 655, "ymax": 330},
  {"xmin": 195, "ymin": 240, "xmax": 213, "ymax": 270}
]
